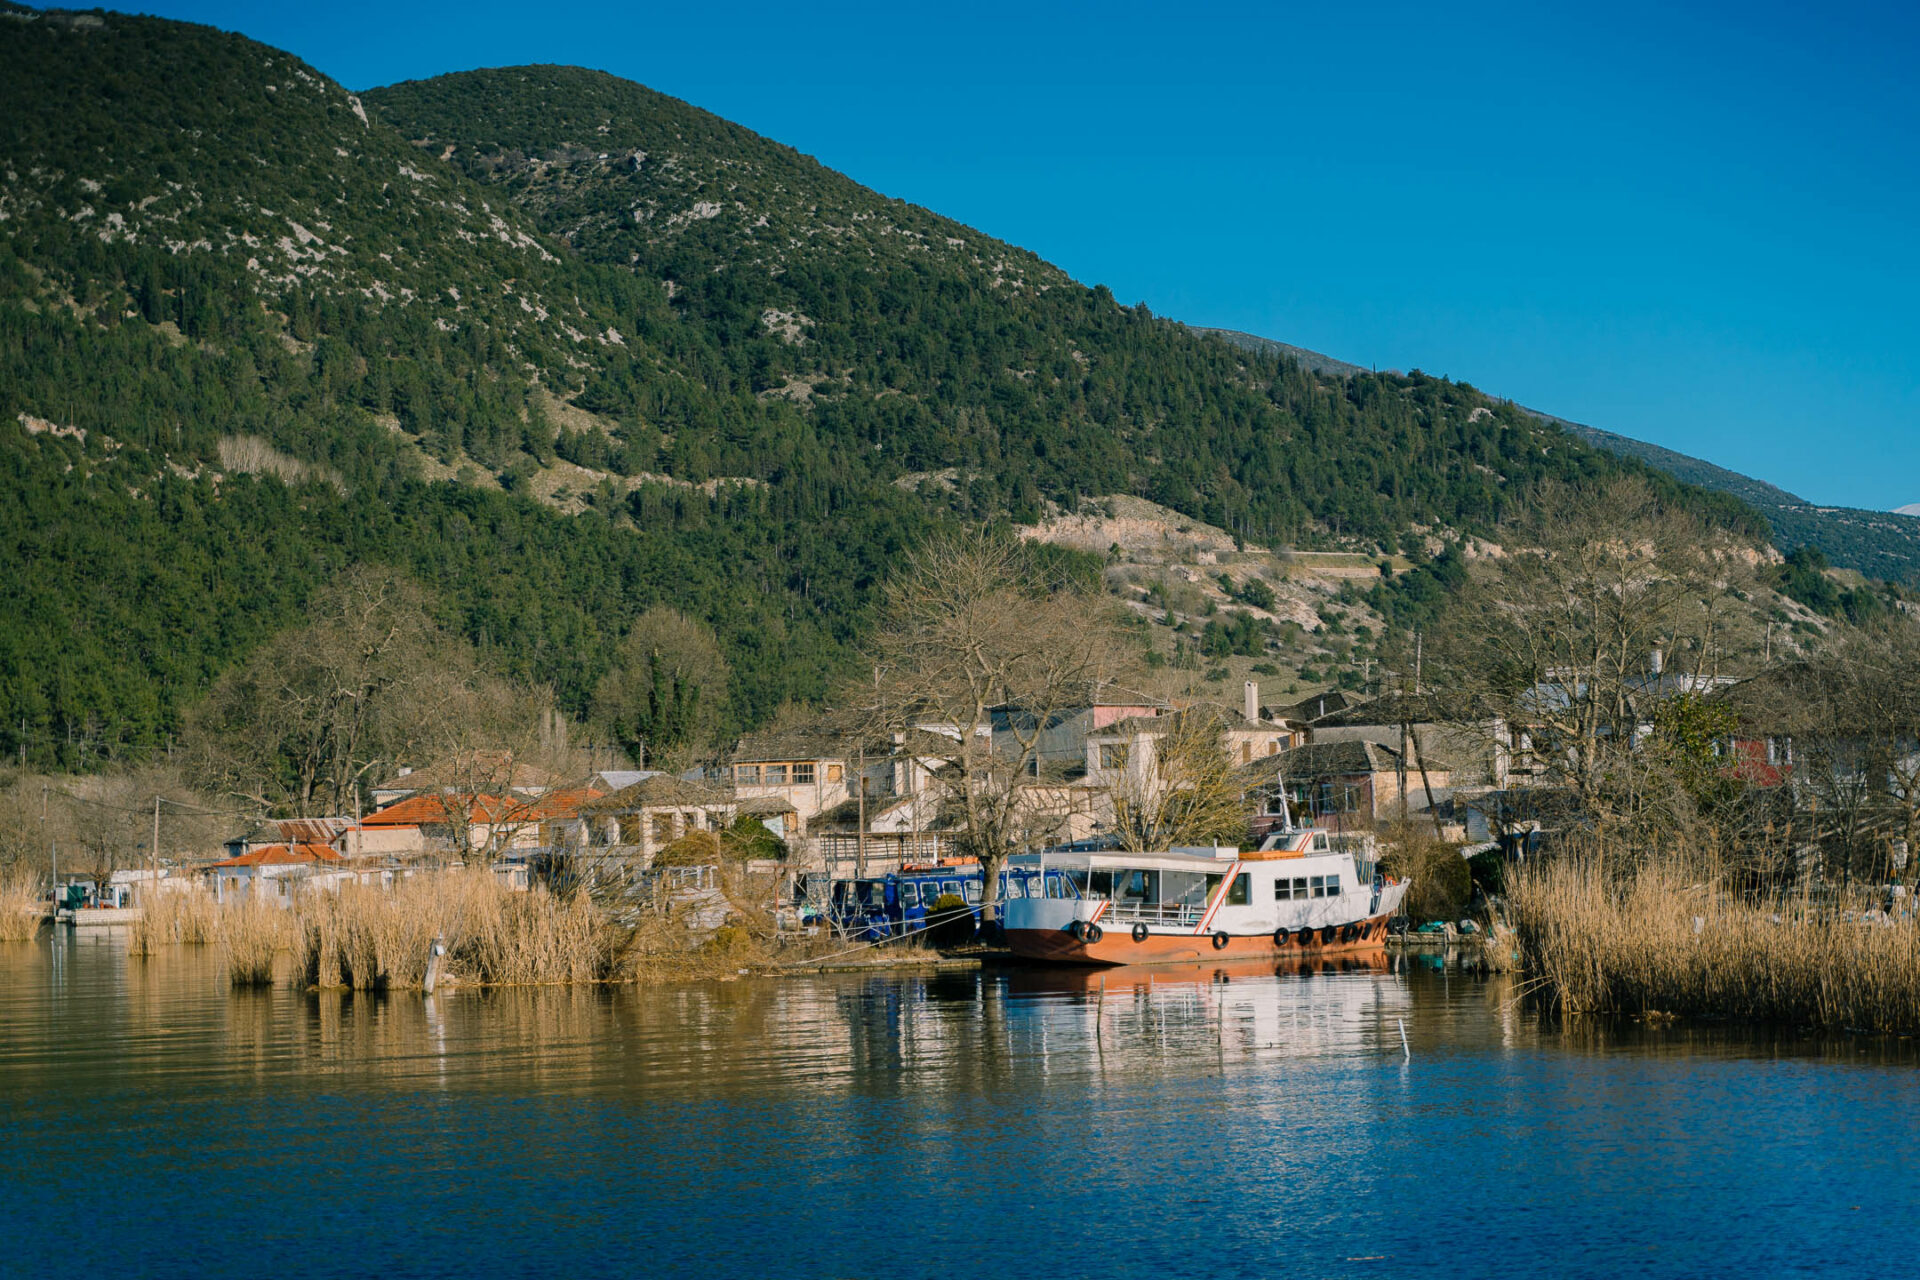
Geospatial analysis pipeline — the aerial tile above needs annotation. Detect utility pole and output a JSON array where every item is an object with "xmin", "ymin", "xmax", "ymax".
[
  {"xmin": 150, "ymin": 793, "xmax": 161, "ymax": 905},
  {"xmin": 855, "ymin": 743, "xmax": 867, "ymax": 881}
]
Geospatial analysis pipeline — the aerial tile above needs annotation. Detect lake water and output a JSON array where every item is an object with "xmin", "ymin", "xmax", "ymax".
[{"xmin": 2, "ymin": 934, "xmax": 1916, "ymax": 1278}]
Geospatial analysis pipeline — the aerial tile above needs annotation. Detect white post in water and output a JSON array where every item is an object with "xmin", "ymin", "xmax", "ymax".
[
  {"xmin": 1398, "ymin": 1017, "xmax": 1411, "ymax": 1060},
  {"xmin": 422, "ymin": 935, "xmax": 448, "ymax": 994}
]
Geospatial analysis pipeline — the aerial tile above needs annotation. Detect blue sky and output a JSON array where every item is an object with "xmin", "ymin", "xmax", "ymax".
[{"xmin": 130, "ymin": 0, "xmax": 1919, "ymax": 510}]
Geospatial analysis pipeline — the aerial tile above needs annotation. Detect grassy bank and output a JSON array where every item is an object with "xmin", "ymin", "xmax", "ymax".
[
  {"xmin": 121, "ymin": 870, "xmax": 837, "ymax": 989},
  {"xmin": 1509, "ymin": 854, "xmax": 1920, "ymax": 1034}
]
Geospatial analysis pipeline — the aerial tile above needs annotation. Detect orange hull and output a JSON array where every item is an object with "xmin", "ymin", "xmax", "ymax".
[
  {"xmin": 1003, "ymin": 951, "xmax": 1390, "ymax": 996},
  {"xmin": 1006, "ymin": 913, "xmax": 1396, "ymax": 967}
]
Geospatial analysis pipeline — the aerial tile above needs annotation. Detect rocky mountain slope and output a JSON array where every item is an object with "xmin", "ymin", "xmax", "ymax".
[
  {"xmin": 1203, "ymin": 328, "xmax": 1920, "ymax": 585},
  {"xmin": 0, "ymin": 4, "xmax": 1781, "ymax": 766}
]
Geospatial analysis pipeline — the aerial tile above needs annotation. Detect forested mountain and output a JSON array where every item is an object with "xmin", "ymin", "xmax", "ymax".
[
  {"xmin": 1204, "ymin": 327, "xmax": 1920, "ymax": 585},
  {"xmin": 0, "ymin": 5, "xmax": 1768, "ymax": 769}
]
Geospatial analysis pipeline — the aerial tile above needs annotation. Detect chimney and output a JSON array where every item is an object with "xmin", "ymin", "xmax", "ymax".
[
  {"xmin": 1244, "ymin": 680, "xmax": 1259, "ymax": 723},
  {"xmin": 1650, "ymin": 647, "xmax": 1664, "ymax": 676}
]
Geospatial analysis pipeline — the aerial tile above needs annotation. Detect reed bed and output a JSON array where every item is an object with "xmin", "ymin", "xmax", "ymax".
[
  {"xmin": 129, "ymin": 885, "xmax": 221, "ymax": 953},
  {"xmin": 0, "ymin": 869, "xmax": 46, "ymax": 940},
  {"xmin": 1509, "ymin": 854, "xmax": 1920, "ymax": 1034},
  {"xmin": 299, "ymin": 871, "xmax": 606, "ymax": 990},
  {"xmin": 123, "ymin": 865, "xmax": 802, "ymax": 989},
  {"xmin": 222, "ymin": 894, "xmax": 294, "ymax": 987}
]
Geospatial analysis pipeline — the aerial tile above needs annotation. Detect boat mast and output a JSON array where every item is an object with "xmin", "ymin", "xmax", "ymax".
[{"xmin": 1274, "ymin": 768, "xmax": 1294, "ymax": 831}]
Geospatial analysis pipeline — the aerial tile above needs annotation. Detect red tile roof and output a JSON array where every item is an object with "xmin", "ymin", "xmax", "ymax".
[
  {"xmin": 359, "ymin": 789, "xmax": 603, "ymax": 829},
  {"xmin": 208, "ymin": 842, "xmax": 342, "ymax": 869}
]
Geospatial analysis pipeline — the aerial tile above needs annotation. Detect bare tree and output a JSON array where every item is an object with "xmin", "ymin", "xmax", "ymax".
[
  {"xmin": 856, "ymin": 530, "xmax": 1123, "ymax": 919},
  {"xmin": 1109, "ymin": 708, "xmax": 1250, "ymax": 851},
  {"xmin": 1766, "ymin": 619, "xmax": 1920, "ymax": 887},
  {"xmin": 1429, "ymin": 478, "xmax": 1763, "ymax": 839},
  {"xmin": 185, "ymin": 567, "xmax": 497, "ymax": 817}
]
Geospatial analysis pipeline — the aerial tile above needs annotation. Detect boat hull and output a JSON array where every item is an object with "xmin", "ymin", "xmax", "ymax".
[{"xmin": 1006, "ymin": 911, "xmax": 1398, "ymax": 966}]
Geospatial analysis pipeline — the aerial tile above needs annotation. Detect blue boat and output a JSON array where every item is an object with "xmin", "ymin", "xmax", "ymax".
[{"xmin": 825, "ymin": 863, "xmax": 1083, "ymax": 941}]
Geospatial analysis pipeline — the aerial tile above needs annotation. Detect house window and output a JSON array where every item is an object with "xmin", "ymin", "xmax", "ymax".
[
  {"xmin": 764, "ymin": 764, "xmax": 789, "ymax": 785},
  {"xmin": 650, "ymin": 814, "xmax": 674, "ymax": 842},
  {"xmin": 1100, "ymin": 743, "xmax": 1129, "ymax": 770},
  {"xmin": 826, "ymin": 763, "xmax": 844, "ymax": 783},
  {"xmin": 793, "ymin": 763, "xmax": 815, "ymax": 784},
  {"xmin": 1267, "ymin": 740, "xmax": 1280, "ymax": 755},
  {"xmin": 736, "ymin": 765, "xmax": 761, "ymax": 784},
  {"xmin": 1241, "ymin": 742, "xmax": 1252, "ymax": 763}
]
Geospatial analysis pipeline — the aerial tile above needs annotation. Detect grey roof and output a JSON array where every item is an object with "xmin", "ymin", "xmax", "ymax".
[
  {"xmin": 1236, "ymin": 738, "xmax": 1404, "ymax": 785},
  {"xmin": 583, "ymin": 775, "xmax": 733, "ymax": 813},
  {"xmin": 591, "ymin": 770, "xmax": 659, "ymax": 791}
]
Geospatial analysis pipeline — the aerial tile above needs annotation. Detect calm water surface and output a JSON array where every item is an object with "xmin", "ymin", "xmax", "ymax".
[{"xmin": 2, "ymin": 934, "xmax": 1916, "ymax": 1278}]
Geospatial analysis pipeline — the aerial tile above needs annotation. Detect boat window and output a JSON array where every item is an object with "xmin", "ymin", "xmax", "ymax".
[
  {"xmin": 1088, "ymin": 869, "xmax": 1114, "ymax": 899},
  {"xmin": 1005, "ymin": 876, "xmax": 1025, "ymax": 899},
  {"xmin": 1310, "ymin": 875, "xmax": 1326, "ymax": 898},
  {"xmin": 964, "ymin": 881, "xmax": 981, "ymax": 904},
  {"xmin": 1162, "ymin": 871, "xmax": 1211, "ymax": 908},
  {"xmin": 940, "ymin": 880, "xmax": 962, "ymax": 900},
  {"xmin": 1327, "ymin": 875, "xmax": 1341, "ymax": 897},
  {"xmin": 1058, "ymin": 868, "xmax": 1088, "ymax": 896},
  {"xmin": 1313, "ymin": 834, "xmax": 1329, "ymax": 852},
  {"xmin": 1226, "ymin": 872, "xmax": 1250, "ymax": 906},
  {"xmin": 1045, "ymin": 875, "xmax": 1063, "ymax": 899},
  {"xmin": 1118, "ymin": 869, "xmax": 1158, "ymax": 902},
  {"xmin": 900, "ymin": 883, "xmax": 919, "ymax": 906}
]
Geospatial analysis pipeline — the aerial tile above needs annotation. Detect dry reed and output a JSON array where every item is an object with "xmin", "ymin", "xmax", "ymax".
[
  {"xmin": 0, "ymin": 868, "xmax": 45, "ymax": 940},
  {"xmin": 223, "ymin": 894, "xmax": 294, "ymax": 986},
  {"xmin": 1509, "ymin": 853, "xmax": 1920, "ymax": 1034},
  {"xmin": 299, "ymin": 871, "xmax": 606, "ymax": 990},
  {"xmin": 129, "ymin": 885, "xmax": 221, "ymax": 954}
]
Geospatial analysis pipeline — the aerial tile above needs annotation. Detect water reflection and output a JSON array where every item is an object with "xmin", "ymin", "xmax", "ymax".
[{"xmin": 3, "ymin": 938, "xmax": 1919, "ymax": 1278}]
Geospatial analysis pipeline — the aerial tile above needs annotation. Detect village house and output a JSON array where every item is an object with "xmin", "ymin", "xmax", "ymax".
[
  {"xmin": 724, "ymin": 727, "xmax": 877, "ymax": 831},
  {"xmin": 1083, "ymin": 689, "xmax": 1295, "ymax": 792},
  {"xmin": 345, "ymin": 788, "xmax": 602, "ymax": 860},
  {"xmin": 222, "ymin": 817, "xmax": 353, "ymax": 862},
  {"xmin": 580, "ymin": 774, "xmax": 738, "ymax": 862},
  {"xmin": 989, "ymin": 692, "xmax": 1169, "ymax": 771},
  {"xmin": 203, "ymin": 842, "xmax": 344, "ymax": 904},
  {"xmin": 1301, "ymin": 692, "xmax": 1495, "ymax": 788},
  {"xmin": 1238, "ymin": 739, "xmax": 1453, "ymax": 835}
]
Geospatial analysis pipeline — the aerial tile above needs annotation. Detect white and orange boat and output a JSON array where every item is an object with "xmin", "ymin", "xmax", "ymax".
[{"xmin": 1002, "ymin": 827, "xmax": 1408, "ymax": 966}]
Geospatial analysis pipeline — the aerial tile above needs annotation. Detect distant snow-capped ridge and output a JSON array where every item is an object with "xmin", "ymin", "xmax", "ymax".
[{"xmin": 1896, "ymin": 503, "xmax": 1920, "ymax": 517}]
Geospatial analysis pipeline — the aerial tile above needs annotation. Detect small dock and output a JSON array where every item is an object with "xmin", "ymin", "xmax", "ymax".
[{"xmin": 56, "ymin": 906, "xmax": 143, "ymax": 929}]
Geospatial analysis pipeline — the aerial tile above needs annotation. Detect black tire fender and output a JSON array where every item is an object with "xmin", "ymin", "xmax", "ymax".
[
  {"xmin": 1211, "ymin": 930, "xmax": 1231, "ymax": 951},
  {"xmin": 1131, "ymin": 921, "xmax": 1150, "ymax": 944},
  {"xmin": 1272, "ymin": 926, "xmax": 1290, "ymax": 946},
  {"xmin": 1084, "ymin": 922, "xmax": 1104, "ymax": 944}
]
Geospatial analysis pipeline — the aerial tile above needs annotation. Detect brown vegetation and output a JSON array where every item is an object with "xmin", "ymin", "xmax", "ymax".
[
  {"xmin": 129, "ymin": 885, "xmax": 221, "ymax": 953},
  {"xmin": 0, "ymin": 868, "xmax": 44, "ymax": 940},
  {"xmin": 1508, "ymin": 849, "xmax": 1920, "ymax": 1034}
]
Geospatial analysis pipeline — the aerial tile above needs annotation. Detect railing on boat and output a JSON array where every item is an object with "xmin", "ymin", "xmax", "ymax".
[{"xmin": 1097, "ymin": 899, "xmax": 1208, "ymax": 927}]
